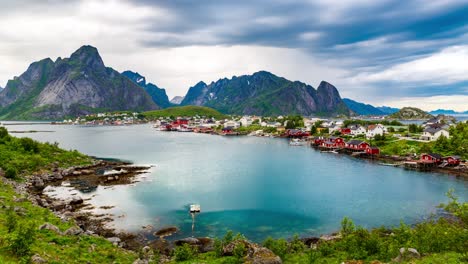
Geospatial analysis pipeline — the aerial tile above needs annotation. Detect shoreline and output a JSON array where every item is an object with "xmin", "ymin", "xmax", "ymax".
[{"xmin": 13, "ymin": 159, "xmax": 154, "ymax": 251}]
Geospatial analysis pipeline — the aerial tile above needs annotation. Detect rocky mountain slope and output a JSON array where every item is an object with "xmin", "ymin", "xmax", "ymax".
[
  {"xmin": 181, "ymin": 71, "xmax": 351, "ymax": 116},
  {"xmin": 388, "ymin": 107, "xmax": 433, "ymax": 120},
  {"xmin": 121, "ymin": 71, "xmax": 171, "ymax": 108},
  {"xmin": 0, "ymin": 46, "xmax": 158, "ymax": 120},
  {"xmin": 343, "ymin": 98, "xmax": 386, "ymax": 116},
  {"xmin": 170, "ymin": 96, "xmax": 185, "ymax": 105}
]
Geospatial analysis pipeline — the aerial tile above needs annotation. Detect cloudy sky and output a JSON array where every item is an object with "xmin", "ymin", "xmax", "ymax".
[{"xmin": 1, "ymin": 0, "xmax": 467, "ymax": 111}]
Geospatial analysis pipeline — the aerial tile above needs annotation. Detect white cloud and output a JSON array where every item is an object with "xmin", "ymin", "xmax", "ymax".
[
  {"xmin": 106, "ymin": 45, "xmax": 349, "ymax": 97},
  {"xmin": 350, "ymin": 45, "xmax": 468, "ymax": 85},
  {"xmin": 376, "ymin": 95, "xmax": 468, "ymax": 112}
]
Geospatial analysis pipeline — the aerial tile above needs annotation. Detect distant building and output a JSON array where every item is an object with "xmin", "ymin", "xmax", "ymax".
[
  {"xmin": 421, "ymin": 127, "xmax": 450, "ymax": 141},
  {"xmin": 366, "ymin": 124, "xmax": 387, "ymax": 138}
]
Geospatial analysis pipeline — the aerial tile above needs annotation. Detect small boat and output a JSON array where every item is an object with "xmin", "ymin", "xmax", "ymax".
[
  {"xmin": 289, "ymin": 138, "xmax": 307, "ymax": 146},
  {"xmin": 321, "ymin": 150, "xmax": 338, "ymax": 154},
  {"xmin": 190, "ymin": 204, "xmax": 201, "ymax": 213},
  {"xmin": 379, "ymin": 163, "xmax": 398, "ymax": 166}
]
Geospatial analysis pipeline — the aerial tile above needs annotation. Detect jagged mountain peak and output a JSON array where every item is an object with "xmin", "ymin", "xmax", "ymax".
[
  {"xmin": 0, "ymin": 46, "xmax": 158, "ymax": 120},
  {"xmin": 181, "ymin": 72, "xmax": 351, "ymax": 116},
  {"xmin": 69, "ymin": 45, "xmax": 105, "ymax": 69}
]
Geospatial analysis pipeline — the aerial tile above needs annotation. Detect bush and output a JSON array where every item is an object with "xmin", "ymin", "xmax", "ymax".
[
  {"xmin": 5, "ymin": 207, "xmax": 17, "ymax": 233},
  {"xmin": 341, "ymin": 217, "xmax": 355, "ymax": 237},
  {"xmin": 0, "ymin": 127, "xmax": 8, "ymax": 138},
  {"xmin": 5, "ymin": 167, "xmax": 18, "ymax": 179},
  {"xmin": 19, "ymin": 137, "xmax": 39, "ymax": 153},
  {"xmin": 173, "ymin": 243, "xmax": 198, "ymax": 261},
  {"xmin": 7, "ymin": 221, "xmax": 36, "ymax": 257},
  {"xmin": 289, "ymin": 235, "xmax": 306, "ymax": 253},
  {"xmin": 263, "ymin": 237, "xmax": 288, "ymax": 259},
  {"xmin": 232, "ymin": 242, "xmax": 247, "ymax": 260}
]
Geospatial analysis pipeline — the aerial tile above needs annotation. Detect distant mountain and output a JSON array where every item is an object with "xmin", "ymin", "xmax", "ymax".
[
  {"xmin": 388, "ymin": 107, "xmax": 433, "ymax": 120},
  {"xmin": 170, "ymin": 96, "xmax": 185, "ymax": 105},
  {"xmin": 121, "ymin": 71, "xmax": 171, "ymax": 108},
  {"xmin": 0, "ymin": 45, "xmax": 158, "ymax": 120},
  {"xmin": 377, "ymin": 106, "xmax": 399, "ymax": 114},
  {"xmin": 181, "ymin": 71, "xmax": 351, "ymax": 116},
  {"xmin": 343, "ymin": 98, "xmax": 385, "ymax": 116},
  {"xmin": 429, "ymin": 109, "xmax": 468, "ymax": 115}
]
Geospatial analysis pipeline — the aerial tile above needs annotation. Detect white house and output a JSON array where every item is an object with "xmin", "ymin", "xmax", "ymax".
[
  {"xmin": 239, "ymin": 116, "xmax": 253, "ymax": 127},
  {"xmin": 366, "ymin": 124, "xmax": 386, "ymax": 138},
  {"xmin": 421, "ymin": 127, "xmax": 450, "ymax": 141},
  {"xmin": 224, "ymin": 120, "xmax": 241, "ymax": 129},
  {"xmin": 261, "ymin": 121, "xmax": 281, "ymax": 128},
  {"xmin": 350, "ymin": 125, "xmax": 366, "ymax": 136}
]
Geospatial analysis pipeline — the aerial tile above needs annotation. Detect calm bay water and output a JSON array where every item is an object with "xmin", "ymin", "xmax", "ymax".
[{"xmin": 5, "ymin": 123, "xmax": 468, "ymax": 241}]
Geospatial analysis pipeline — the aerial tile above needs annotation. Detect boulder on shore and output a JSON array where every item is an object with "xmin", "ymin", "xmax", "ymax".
[
  {"xmin": 39, "ymin": 223, "xmax": 61, "ymax": 234},
  {"xmin": 393, "ymin": 247, "xmax": 421, "ymax": 262}
]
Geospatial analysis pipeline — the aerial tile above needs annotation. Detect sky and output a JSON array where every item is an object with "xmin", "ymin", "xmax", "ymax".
[{"xmin": 0, "ymin": 0, "xmax": 467, "ymax": 111}]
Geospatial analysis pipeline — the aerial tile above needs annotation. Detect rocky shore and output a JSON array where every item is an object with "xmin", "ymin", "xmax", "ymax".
[{"xmin": 6, "ymin": 160, "xmax": 153, "ymax": 250}]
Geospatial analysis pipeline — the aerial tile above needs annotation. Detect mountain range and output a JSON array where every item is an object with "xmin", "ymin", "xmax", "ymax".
[
  {"xmin": 429, "ymin": 109, "xmax": 468, "ymax": 115},
  {"xmin": 181, "ymin": 71, "xmax": 351, "ymax": 116},
  {"xmin": 0, "ymin": 45, "xmax": 356, "ymax": 119},
  {"xmin": 342, "ymin": 98, "xmax": 386, "ymax": 116},
  {"xmin": 0, "ymin": 46, "xmax": 158, "ymax": 120}
]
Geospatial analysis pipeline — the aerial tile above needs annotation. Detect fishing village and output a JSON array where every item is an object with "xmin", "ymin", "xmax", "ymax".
[{"xmin": 41, "ymin": 108, "xmax": 468, "ymax": 178}]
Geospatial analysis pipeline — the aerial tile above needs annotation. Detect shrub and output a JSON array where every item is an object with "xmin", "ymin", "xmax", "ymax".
[
  {"xmin": 5, "ymin": 167, "xmax": 18, "ymax": 179},
  {"xmin": 19, "ymin": 137, "xmax": 39, "ymax": 153},
  {"xmin": 7, "ymin": 221, "xmax": 36, "ymax": 257},
  {"xmin": 232, "ymin": 242, "xmax": 247, "ymax": 259},
  {"xmin": 173, "ymin": 243, "xmax": 197, "ymax": 261},
  {"xmin": 341, "ymin": 217, "xmax": 356, "ymax": 237},
  {"xmin": 0, "ymin": 127, "xmax": 8, "ymax": 138},
  {"xmin": 5, "ymin": 207, "xmax": 17, "ymax": 233},
  {"xmin": 263, "ymin": 237, "xmax": 288, "ymax": 259},
  {"xmin": 289, "ymin": 235, "xmax": 306, "ymax": 253}
]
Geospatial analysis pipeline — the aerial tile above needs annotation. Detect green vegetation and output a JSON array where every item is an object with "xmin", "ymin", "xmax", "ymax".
[
  {"xmin": 378, "ymin": 122, "xmax": 468, "ymax": 159},
  {"xmin": 0, "ymin": 127, "xmax": 91, "ymax": 177},
  {"xmin": 0, "ymin": 181, "xmax": 137, "ymax": 263},
  {"xmin": 142, "ymin": 106, "xmax": 226, "ymax": 120},
  {"xmin": 172, "ymin": 191, "xmax": 467, "ymax": 263}
]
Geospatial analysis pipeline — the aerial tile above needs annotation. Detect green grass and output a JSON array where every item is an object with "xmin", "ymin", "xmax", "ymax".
[
  {"xmin": 0, "ymin": 127, "xmax": 92, "ymax": 177},
  {"xmin": 142, "ymin": 105, "xmax": 226, "ymax": 120},
  {"xmin": 0, "ymin": 181, "xmax": 137, "ymax": 263}
]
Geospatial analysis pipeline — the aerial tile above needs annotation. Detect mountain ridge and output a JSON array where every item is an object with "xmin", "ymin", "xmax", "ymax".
[
  {"xmin": 121, "ymin": 70, "xmax": 171, "ymax": 108},
  {"xmin": 343, "ymin": 98, "xmax": 386, "ymax": 116},
  {"xmin": 181, "ymin": 71, "xmax": 351, "ymax": 116}
]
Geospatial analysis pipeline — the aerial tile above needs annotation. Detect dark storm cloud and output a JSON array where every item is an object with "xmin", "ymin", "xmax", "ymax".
[{"xmin": 133, "ymin": 0, "xmax": 468, "ymax": 67}]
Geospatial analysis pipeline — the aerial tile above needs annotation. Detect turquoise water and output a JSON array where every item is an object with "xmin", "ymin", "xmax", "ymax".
[{"xmin": 6, "ymin": 123, "xmax": 468, "ymax": 241}]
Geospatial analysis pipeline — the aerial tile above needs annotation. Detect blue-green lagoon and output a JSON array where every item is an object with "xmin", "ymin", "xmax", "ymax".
[{"xmin": 7, "ymin": 123, "xmax": 468, "ymax": 242}]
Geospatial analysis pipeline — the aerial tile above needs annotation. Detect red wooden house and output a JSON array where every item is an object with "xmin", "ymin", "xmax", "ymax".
[
  {"xmin": 313, "ymin": 136, "xmax": 325, "ymax": 146},
  {"xmin": 365, "ymin": 146, "xmax": 380, "ymax": 155},
  {"xmin": 286, "ymin": 129, "xmax": 310, "ymax": 138},
  {"xmin": 420, "ymin": 153, "xmax": 443, "ymax": 164},
  {"xmin": 345, "ymin": 140, "xmax": 369, "ymax": 151},
  {"xmin": 340, "ymin": 128, "xmax": 351, "ymax": 135},
  {"xmin": 443, "ymin": 156, "xmax": 461, "ymax": 166},
  {"xmin": 320, "ymin": 136, "xmax": 345, "ymax": 149},
  {"xmin": 172, "ymin": 118, "xmax": 189, "ymax": 126}
]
